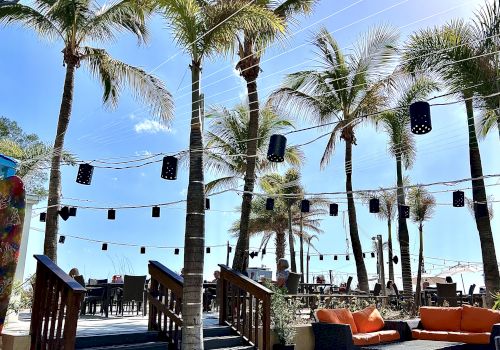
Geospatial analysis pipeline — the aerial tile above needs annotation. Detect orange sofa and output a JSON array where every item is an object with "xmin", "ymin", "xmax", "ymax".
[
  {"xmin": 411, "ymin": 305, "xmax": 500, "ymax": 349},
  {"xmin": 313, "ymin": 306, "xmax": 403, "ymax": 349}
]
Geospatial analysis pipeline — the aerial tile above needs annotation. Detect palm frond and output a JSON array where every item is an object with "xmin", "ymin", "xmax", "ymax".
[
  {"xmin": 205, "ymin": 176, "xmax": 240, "ymax": 194},
  {"xmin": 0, "ymin": 3, "xmax": 62, "ymax": 40}
]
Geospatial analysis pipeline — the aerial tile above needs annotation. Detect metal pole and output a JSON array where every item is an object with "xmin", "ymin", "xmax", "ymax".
[
  {"xmin": 226, "ymin": 241, "xmax": 230, "ymax": 266},
  {"xmin": 377, "ymin": 235, "xmax": 387, "ymax": 295}
]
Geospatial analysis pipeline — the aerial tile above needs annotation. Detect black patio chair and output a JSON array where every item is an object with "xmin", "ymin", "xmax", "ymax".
[
  {"xmin": 74, "ymin": 275, "xmax": 105, "ymax": 315},
  {"xmin": 345, "ymin": 276, "xmax": 353, "ymax": 294},
  {"xmin": 463, "ymin": 284, "xmax": 476, "ymax": 305},
  {"xmin": 286, "ymin": 272, "xmax": 302, "ymax": 294},
  {"xmin": 436, "ymin": 282, "xmax": 462, "ymax": 307},
  {"xmin": 117, "ymin": 275, "xmax": 146, "ymax": 315},
  {"xmin": 373, "ymin": 283, "xmax": 382, "ymax": 296}
]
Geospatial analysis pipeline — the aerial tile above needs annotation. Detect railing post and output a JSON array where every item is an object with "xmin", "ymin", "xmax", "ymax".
[
  {"xmin": 219, "ymin": 273, "xmax": 227, "ymax": 326},
  {"xmin": 262, "ymin": 294, "xmax": 271, "ymax": 350},
  {"xmin": 63, "ymin": 290, "xmax": 82, "ymax": 350}
]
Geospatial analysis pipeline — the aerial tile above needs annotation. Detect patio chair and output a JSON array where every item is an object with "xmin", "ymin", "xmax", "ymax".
[
  {"xmin": 463, "ymin": 284, "xmax": 476, "ymax": 305},
  {"xmin": 345, "ymin": 276, "xmax": 353, "ymax": 294},
  {"xmin": 74, "ymin": 275, "xmax": 105, "ymax": 315},
  {"xmin": 285, "ymin": 272, "xmax": 302, "ymax": 294},
  {"xmin": 117, "ymin": 275, "xmax": 146, "ymax": 315},
  {"xmin": 373, "ymin": 283, "xmax": 382, "ymax": 296},
  {"xmin": 436, "ymin": 282, "xmax": 462, "ymax": 307}
]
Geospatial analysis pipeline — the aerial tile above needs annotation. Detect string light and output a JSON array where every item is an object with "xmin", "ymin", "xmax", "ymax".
[
  {"xmin": 152, "ymin": 206, "xmax": 160, "ymax": 218},
  {"xmin": 58, "ymin": 206, "xmax": 70, "ymax": 221},
  {"xmin": 102, "ymin": 243, "xmax": 108, "ymax": 251},
  {"xmin": 76, "ymin": 163, "xmax": 94, "ymax": 185},
  {"xmin": 140, "ymin": 246, "xmax": 146, "ymax": 254},
  {"xmin": 58, "ymin": 236, "xmax": 65, "ymax": 244},
  {"xmin": 108, "ymin": 209, "xmax": 116, "ymax": 220},
  {"xmin": 39, "ymin": 212, "xmax": 46, "ymax": 222}
]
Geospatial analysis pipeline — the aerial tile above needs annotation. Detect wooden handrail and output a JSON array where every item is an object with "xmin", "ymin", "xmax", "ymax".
[
  {"xmin": 30, "ymin": 255, "xmax": 85, "ymax": 350},
  {"xmin": 147, "ymin": 261, "xmax": 183, "ymax": 349},
  {"xmin": 218, "ymin": 264, "xmax": 273, "ymax": 350}
]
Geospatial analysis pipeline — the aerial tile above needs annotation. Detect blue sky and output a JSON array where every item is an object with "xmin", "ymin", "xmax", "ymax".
[{"xmin": 1, "ymin": 0, "xmax": 498, "ymax": 290}]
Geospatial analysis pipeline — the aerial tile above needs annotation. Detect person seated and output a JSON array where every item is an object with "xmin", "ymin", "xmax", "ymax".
[
  {"xmin": 445, "ymin": 276, "xmax": 453, "ymax": 283},
  {"xmin": 316, "ymin": 275, "xmax": 326, "ymax": 293},
  {"xmin": 386, "ymin": 280, "xmax": 397, "ymax": 296},
  {"xmin": 69, "ymin": 267, "xmax": 80, "ymax": 279},
  {"xmin": 276, "ymin": 258, "xmax": 290, "ymax": 288}
]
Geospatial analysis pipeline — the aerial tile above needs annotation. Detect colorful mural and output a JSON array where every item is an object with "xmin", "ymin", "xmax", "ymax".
[{"xmin": 0, "ymin": 175, "xmax": 25, "ymax": 334}]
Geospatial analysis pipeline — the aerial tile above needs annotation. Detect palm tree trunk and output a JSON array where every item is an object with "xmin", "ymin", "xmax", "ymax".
[
  {"xmin": 414, "ymin": 222, "xmax": 423, "ymax": 309},
  {"xmin": 287, "ymin": 205, "xmax": 297, "ymax": 272},
  {"xmin": 233, "ymin": 40, "xmax": 261, "ymax": 273},
  {"xmin": 464, "ymin": 97, "xmax": 500, "ymax": 307},
  {"xmin": 345, "ymin": 140, "xmax": 369, "ymax": 292},
  {"xmin": 387, "ymin": 218, "xmax": 395, "ymax": 283},
  {"xmin": 181, "ymin": 61, "xmax": 205, "ymax": 349},
  {"xmin": 275, "ymin": 229, "xmax": 286, "ymax": 269},
  {"xmin": 299, "ymin": 213, "xmax": 304, "ymax": 283},
  {"xmin": 396, "ymin": 154, "xmax": 412, "ymax": 296},
  {"xmin": 44, "ymin": 61, "xmax": 76, "ymax": 262}
]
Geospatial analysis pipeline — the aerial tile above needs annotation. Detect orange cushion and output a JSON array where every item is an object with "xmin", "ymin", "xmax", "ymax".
[
  {"xmin": 448, "ymin": 331, "xmax": 491, "ymax": 344},
  {"xmin": 461, "ymin": 304, "xmax": 500, "ymax": 333},
  {"xmin": 412, "ymin": 329, "xmax": 449, "ymax": 341},
  {"xmin": 352, "ymin": 306, "xmax": 385, "ymax": 333},
  {"xmin": 420, "ymin": 307, "xmax": 462, "ymax": 331},
  {"xmin": 316, "ymin": 308, "xmax": 357, "ymax": 334},
  {"xmin": 377, "ymin": 330, "xmax": 400, "ymax": 343},
  {"xmin": 352, "ymin": 333, "xmax": 380, "ymax": 346}
]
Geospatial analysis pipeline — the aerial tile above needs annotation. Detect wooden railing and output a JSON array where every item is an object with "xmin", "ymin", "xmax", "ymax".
[
  {"xmin": 147, "ymin": 260, "xmax": 183, "ymax": 349},
  {"xmin": 218, "ymin": 264, "xmax": 273, "ymax": 350},
  {"xmin": 30, "ymin": 255, "xmax": 86, "ymax": 350}
]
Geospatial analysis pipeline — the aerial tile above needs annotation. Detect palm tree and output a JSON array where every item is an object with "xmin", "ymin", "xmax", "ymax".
[
  {"xmin": 408, "ymin": 186, "xmax": 436, "ymax": 309},
  {"xmin": 402, "ymin": 20, "xmax": 500, "ymax": 307},
  {"xmin": 233, "ymin": 0, "xmax": 317, "ymax": 273},
  {"xmin": 375, "ymin": 74, "xmax": 438, "ymax": 294},
  {"xmin": 271, "ymin": 25, "xmax": 399, "ymax": 291},
  {"xmin": 0, "ymin": 0, "xmax": 174, "ymax": 262},
  {"xmin": 158, "ymin": 2, "xmax": 283, "ymax": 346},
  {"xmin": 203, "ymin": 104, "xmax": 303, "ymax": 194}
]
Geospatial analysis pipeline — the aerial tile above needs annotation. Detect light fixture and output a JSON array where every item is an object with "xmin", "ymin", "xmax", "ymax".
[
  {"xmin": 369, "ymin": 198, "xmax": 380, "ymax": 213},
  {"xmin": 69, "ymin": 207, "xmax": 77, "ymax": 217},
  {"xmin": 266, "ymin": 198, "xmax": 274, "ymax": 211},
  {"xmin": 206, "ymin": 247, "xmax": 210, "ymax": 253},
  {"xmin": 392, "ymin": 255, "xmax": 399, "ymax": 264},
  {"xmin": 262, "ymin": 248, "xmax": 266, "ymax": 255},
  {"xmin": 399, "ymin": 205, "xmax": 410, "ymax": 219},
  {"xmin": 174, "ymin": 248, "xmax": 180, "ymax": 255},
  {"xmin": 205, "ymin": 198, "xmax": 210, "ymax": 210},
  {"xmin": 102, "ymin": 243, "xmax": 108, "ymax": 251},
  {"xmin": 267, "ymin": 134, "xmax": 286, "ymax": 162},
  {"xmin": 250, "ymin": 251, "xmax": 258, "ymax": 259},
  {"xmin": 58, "ymin": 206, "xmax": 70, "ymax": 221},
  {"xmin": 453, "ymin": 191, "xmax": 464, "ymax": 207},
  {"xmin": 329, "ymin": 203, "xmax": 338, "ymax": 216},
  {"xmin": 319, "ymin": 255, "xmax": 324, "ymax": 261},
  {"xmin": 410, "ymin": 101, "xmax": 432, "ymax": 135},
  {"xmin": 140, "ymin": 247, "xmax": 146, "ymax": 254},
  {"xmin": 474, "ymin": 202, "xmax": 488, "ymax": 218},
  {"xmin": 58, "ymin": 236, "xmax": 65, "ymax": 244},
  {"xmin": 334, "ymin": 255, "xmax": 338, "ymax": 261},
  {"xmin": 152, "ymin": 206, "xmax": 160, "ymax": 218},
  {"xmin": 346, "ymin": 255, "xmax": 350, "ymax": 261},
  {"xmin": 371, "ymin": 252, "xmax": 375, "ymax": 258},
  {"xmin": 161, "ymin": 156, "xmax": 178, "ymax": 180},
  {"xmin": 40, "ymin": 212, "xmax": 46, "ymax": 222},
  {"xmin": 108, "ymin": 209, "xmax": 116, "ymax": 220},
  {"xmin": 300, "ymin": 199, "xmax": 310, "ymax": 213},
  {"xmin": 76, "ymin": 163, "xmax": 94, "ymax": 185},
  {"xmin": 228, "ymin": 246, "xmax": 232, "ymax": 253},
  {"xmin": 363, "ymin": 253, "xmax": 366, "ymax": 258}
]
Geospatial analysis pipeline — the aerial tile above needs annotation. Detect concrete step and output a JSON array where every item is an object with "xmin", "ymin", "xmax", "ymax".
[
  {"xmin": 77, "ymin": 341, "xmax": 168, "ymax": 350},
  {"xmin": 75, "ymin": 331, "xmax": 158, "ymax": 348},
  {"xmin": 204, "ymin": 335, "xmax": 246, "ymax": 349},
  {"xmin": 203, "ymin": 325, "xmax": 233, "ymax": 337}
]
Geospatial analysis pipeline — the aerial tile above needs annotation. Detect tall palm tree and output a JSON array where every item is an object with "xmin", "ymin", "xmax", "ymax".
[
  {"xmin": 408, "ymin": 186, "xmax": 436, "ymax": 309},
  {"xmin": 402, "ymin": 20, "xmax": 500, "ymax": 306},
  {"xmin": 203, "ymin": 105, "xmax": 303, "ymax": 194},
  {"xmin": 0, "ymin": 0, "xmax": 174, "ymax": 262},
  {"xmin": 158, "ymin": 2, "xmax": 283, "ymax": 346},
  {"xmin": 271, "ymin": 25, "xmax": 399, "ymax": 291},
  {"xmin": 233, "ymin": 0, "xmax": 317, "ymax": 273},
  {"xmin": 375, "ymin": 74, "xmax": 438, "ymax": 294}
]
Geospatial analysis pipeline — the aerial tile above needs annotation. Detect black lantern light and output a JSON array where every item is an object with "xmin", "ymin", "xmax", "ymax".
[
  {"xmin": 205, "ymin": 198, "xmax": 210, "ymax": 210},
  {"xmin": 330, "ymin": 203, "xmax": 339, "ymax": 216},
  {"xmin": 161, "ymin": 156, "xmax": 178, "ymax": 180},
  {"xmin": 319, "ymin": 255, "xmax": 324, "ymax": 261},
  {"xmin": 369, "ymin": 198, "xmax": 380, "ymax": 213},
  {"xmin": 152, "ymin": 206, "xmax": 160, "ymax": 218},
  {"xmin": 267, "ymin": 134, "xmax": 286, "ymax": 162},
  {"xmin": 59, "ymin": 235, "xmax": 65, "ymax": 244},
  {"xmin": 76, "ymin": 163, "xmax": 94, "ymax": 185},
  {"xmin": 346, "ymin": 255, "xmax": 350, "ymax": 261},
  {"xmin": 409, "ymin": 101, "xmax": 432, "ymax": 135},
  {"xmin": 300, "ymin": 199, "xmax": 310, "ymax": 213},
  {"xmin": 363, "ymin": 253, "xmax": 366, "ymax": 258},
  {"xmin": 40, "ymin": 212, "xmax": 46, "ymax": 222},
  {"xmin": 262, "ymin": 248, "xmax": 266, "ymax": 255},
  {"xmin": 59, "ymin": 206, "xmax": 70, "ymax": 221},
  {"xmin": 228, "ymin": 246, "xmax": 232, "ymax": 253},
  {"xmin": 69, "ymin": 207, "xmax": 77, "ymax": 217},
  {"xmin": 474, "ymin": 202, "xmax": 489, "ymax": 218},
  {"xmin": 102, "ymin": 243, "xmax": 108, "ymax": 251},
  {"xmin": 334, "ymin": 255, "xmax": 338, "ymax": 261},
  {"xmin": 250, "ymin": 251, "xmax": 258, "ymax": 259},
  {"xmin": 453, "ymin": 191, "xmax": 465, "ymax": 207},
  {"xmin": 399, "ymin": 205, "xmax": 410, "ymax": 219},
  {"xmin": 174, "ymin": 248, "xmax": 180, "ymax": 255},
  {"xmin": 206, "ymin": 247, "xmax": 211, "ymax": 254},
  {"xmin": 108, "ymin": 209, "xmax": 116, "ymax": 220},
  {"xmin": 140, "ymin": 247, "xmax": 146, "ymax": 254},
  {"xmin": 266, "ymin": 198, "xmax": 275, "ymax": 211},
  {"xmin": 371, "ymin": 252, "xmax": 375, "ymax": 258},
  {"xmin": 392, "ymin": 255, "xmax": 399, "ymax": 264}
]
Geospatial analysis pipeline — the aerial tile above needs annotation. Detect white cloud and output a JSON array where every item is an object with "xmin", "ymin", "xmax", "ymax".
[
  {"xmin": 135, "ymin": 150, "xmax": 152, "ymax": 156},
  {"xmin": 134, "ymin": 119, "xmax": 175, "ymax": 134}
]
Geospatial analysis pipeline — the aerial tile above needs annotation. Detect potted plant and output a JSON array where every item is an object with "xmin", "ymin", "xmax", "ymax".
[{"xmin": 268, "ymin": 284, "xmax": 299, "ymax": 350}]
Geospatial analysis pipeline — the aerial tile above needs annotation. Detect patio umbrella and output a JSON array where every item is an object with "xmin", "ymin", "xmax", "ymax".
[
  {"xmin": 436, "ymin": 264, "xmax": 482, "ymax": 277},
  {"xmin": 412, "ymin": 274, "xmax": 446, "ymax": 287}
]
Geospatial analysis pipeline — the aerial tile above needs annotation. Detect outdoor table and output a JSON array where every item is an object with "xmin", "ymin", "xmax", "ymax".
[
  {"xmin": 361, "ymin": 339, "xmax": 466, "ymax": 349},
  {"xmin": 87, "ymin": 282, "xmax": 124, "ymax": 317}
]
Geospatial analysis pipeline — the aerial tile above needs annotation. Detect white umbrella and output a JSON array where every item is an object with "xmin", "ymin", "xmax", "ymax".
[{"xmin": 412, "ymin": 274, "xmax": 446, "ymax": 287}]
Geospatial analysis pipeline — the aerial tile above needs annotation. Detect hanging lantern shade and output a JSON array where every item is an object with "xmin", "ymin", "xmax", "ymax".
[
  {"xmin": 102, "ymin": 243, "xmax": 108, "ymax": 251},
  {"xmin": 140, "ymin": 247, "xmax": 146, "ymax": 254},
  {"xmin": 228, "ymin": 246, "xmax": 232, "ymax": 253},
  {"xmin": 205, "ymin": 198, "xmax": 210, "ymax": 210},
  {"xmin": 392, "ymin": 255, "xmax": 399, "ymax": 264},
  {"xmin": 40, "ymin": 212, "xmax": 46, "ymax": 222},
  {"xmin": 152, "ymin": 206, "xmax": 160, "ymax": 218},
  {"xmin": 474, "ymin": 202, "xmax": 488, "ymax": 218},
  {"xmin": 409, "ymin": 101, "xmax": 432, "ymax": 135},
  {"xmin": 76, "ymin": 163, "xmax": 94, "ymax": 185},
  {"xmin": 59, "ymin": 206, "xmax": 70, "ymax": 221},
  {"xmin": 329, "ymin": 203, "xmax": 339, "ymax": 216},
  {"xmin": 266, "ymin": 198, "xmax": 275, "ymax": 211},
  {"xmin": 206, "ymin": 247, "xmax": 211, "ymax": 254},
  {"xmin": 319, "ymin": 255, "xmax": 324, "ymax": 261},
  {"xmin": 363, "ymin": 253, "xmax": 366, "ymax": 258},
  {"xmin": 174, "ymin": 248, "xmax": 180, "ymax": 255},
  {"xmin": 369, "ymin": 198, "xmax": 380, "ymax": 213},
  {"xmin": 108, "ymin": 209, "xmax": 116, "ymax": 220},
  {"xmin": 399, "ymin": 205, "xmax": 410, "ymax": 219},
  {"xmin": 58, "ymin": 236, "xmax": 65, "ymax": 244},
  {"xmin": 250, "ymin": 251, "xmax": 258, "ymax": 259},
  {"xmin": 453, "ymin": 191, "xmax": 465, "ymax": 207},
  {"xmin": 69, "ymin": 207, "xmax": 77, "ymax": 217},
  {"xmin": 262, "ymin": 248, "xmax": 266, "ymax": 255},
  {"xmin": 371, "ymin": 252, "xmax": 375, "ymax": 258},
  {"xmin": 334, "ymin": 255, "xmax": 338, "ymax": 261},
  {"xmin": 267, "ymin": 134, "xmax": 286, "ymax": 162},
  {"xmin": 161, "ymin": 156, "xmax": 178, "ymax": 180},
  {"xmin": 346, "ymin": 255, "xmax": 350, "ymax": 261},
  {"xmin": 300, "ymin": 199, "xmax": 310, "ymax": 213}
]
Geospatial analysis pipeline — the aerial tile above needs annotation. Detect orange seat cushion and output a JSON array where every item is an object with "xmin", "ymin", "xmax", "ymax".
[
  {"xmin": 377, "ymin": 330, "xmax": 400, "ymax": 343},
  {"xmin": 420, "ymin": 307, "xmax": 462, "ymax": 331},
  {"xmin": 412, "ymin": 329, "xmax": 449, "ymax": 341},
  {"xmin": 316, "ymin": 308, "xmax": 358, "ymax": 333},
  {"xmin": 448, "ymin": 331, "xmax": 491, "ymax": 345},
  {"xmin": 352, "ymin": 306, "xmax": 385, "ymax": 333},
  {"xmin": 461, "ymin": 304, "xmax": 500, "ymax": 333},
  {"xmin": 352, "ymin": 333, "xmax": 381, "ymax": 346}
]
